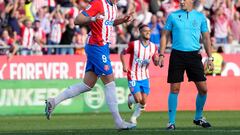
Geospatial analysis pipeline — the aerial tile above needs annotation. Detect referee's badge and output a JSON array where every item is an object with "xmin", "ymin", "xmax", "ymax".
[{"xmin": 192, "ymin": 20, "xmax": 198, "ymax": 27}]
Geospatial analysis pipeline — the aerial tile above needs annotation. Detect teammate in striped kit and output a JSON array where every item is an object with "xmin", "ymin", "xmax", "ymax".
[
  {"xmin": 45, "ymin": 0, "xmax": 136, "ymax": 130},
  {"xmin": 120, "ymin": 25, "xmax": 159, "ymax": 125}
]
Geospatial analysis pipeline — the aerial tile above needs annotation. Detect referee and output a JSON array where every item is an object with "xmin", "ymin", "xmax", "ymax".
[{"xmin": 159, "ymin": 0, "xmax": 214, "ymax": 130}]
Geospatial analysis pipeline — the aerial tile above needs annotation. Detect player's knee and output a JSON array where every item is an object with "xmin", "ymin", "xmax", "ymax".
[
  {"xmin": 170, "ymin": 84, "xmax": 180, "ymax": 94},
  {"xmin": 83, "ymin": 81, "xmax": 95, "ymax": 88},
  {"xmin": 199, "ymin": 88, "xmax": 208, "ymax": 95},
  {"xmin": 170, "ymin": 88, "xmax": 180, "ymax": 94},
  {"xmin": 140, "ymin": 100, "xmax": 146, "ymax": 105},
  {"xmin": 135, "ymin": 97, "xmax": 142, "ymax": 103},
  {"xmin": 70, "ymin": 83, "xmax": 92, "ymax": 92},
  {"xmin": 197, "ymin": 85, "xmax": 208, "ymax": 95}
]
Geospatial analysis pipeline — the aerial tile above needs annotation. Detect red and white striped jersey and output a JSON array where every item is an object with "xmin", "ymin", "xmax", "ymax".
[
  {"xmin": 49, "ymin": 19, "xmax": 64, "ymax": 43},
  {"xmin": 33, "ymin": 0, "xmax": 55, "ymax": 10},
  {"xmin": 82, "ymin": 0, "xmax": 117, "ymax": 46},
  {"xmin": 123, "ymin": 40, "xmax": 158, "ymax": 81},
  {"xmin": 34, "ymin": 28, "xmax": 46, "ymax": 45},
  {"xmin": 67, "ymin": 7, "xmax": 80, "ymax": 19},
  {"xmin": 48, "ymin": 0, "xmax": 56, "ymax": 7},
  {"xmin": 21, "ymin": 26, "xmax": 34, "ymax": 48}
]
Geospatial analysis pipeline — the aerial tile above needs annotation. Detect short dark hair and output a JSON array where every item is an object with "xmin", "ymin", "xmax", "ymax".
[{"xmin": 138, "ymin": 24, "xmax": 149, "ymax": 31}]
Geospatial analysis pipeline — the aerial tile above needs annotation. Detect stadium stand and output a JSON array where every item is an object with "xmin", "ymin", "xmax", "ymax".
[{"xmin": 0, "ymin": 0, "xmax": 239, "ymax": 56}]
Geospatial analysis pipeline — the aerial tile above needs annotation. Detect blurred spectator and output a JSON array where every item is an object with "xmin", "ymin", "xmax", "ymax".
[
  {"xmin": 17, "ymin": 0, "xmax": 26, "ymax": 18},
  {"xmin": 0, "ymin": 0, "xmax": 4, "ymax": 12},
  {"xmin": 24, "ymin": 0, "xmax": 34, "ymax": 22},
  {"xmin": 109, "ymin": 27, "xmax": 118, "ymax": 53},
  {"xmin": 213, "ymin": 6, "xmax": 231, "ymax": 44},
  {"xmin": 230, "ymin": 11, "xmax": 240, "ymax": 43},
  {"xmin": 204, "ymin": 0, "xmax": 215, "ymax": 10},
  {"xmin": 5, "ymin": 1, "xmax": 21, "ymax": 35},
  {"xmin": 127, "ymin": 19, "xmax": 141, "ymax": 42},
  {"xmin": 36, "ymin": 7, "xmax": 51, "ymax": 35},
  {"xmin": 32, "ymin": 20, "xmax": 46, "ymax": 55},
  {"xmin": 73, "ymin": 26, "xmax": 88, "ymax": 55},
  {"xmin": 156, "ymin": 11, "xmax": 165, "ymax": 28},
  {"xmin": 117, "ymin": 0, "xmax": 128, "ymax": 13},
  {"xmin": 20, "ymin": 19, "xmax": 34, "ymax": 55},
  {"xmin": 0, "ymin": 29, "xmax": 18, "ymax": 59},
  {"xmin": 162, "ymin": 0, "xmax": 179, "ymax": 17},
  {"xmin": 57, "ymin": 0, "xmax": 73, "ymax": 8},
  {"xmin": 116, "ymin": 25, "xmax": 128, "ymax": 44},
  {"xmin": 149, "ymin": 0, "xmax": 161, "ymax": 14},
  {"xmin": 0, "ymin": 0, "xmax": 239, "ymax": 56},
  {"xmin": 48, "ymin": 6, "xmax": 64, "ymax": 55},
  {"xmin": 59, "ymin": 17, "xmax": 75, "ymax": 55},
  {"xmin": 202, "ymin": 9, "xmax": 211, "ymax": 33},
  {"xmin": 148, "ymin": 14, "xmax": 162, "ymax": 47},
  {"xmin": 204, "ymin": 46, "xmax": 226, "ymax": 76},
  {"xmin": 32, "ymin": 0, "xmax": 56, "ymax": 13},
  {"xmin": 236, "ymin": 0, "xmax": 240, "ymax": 12}
]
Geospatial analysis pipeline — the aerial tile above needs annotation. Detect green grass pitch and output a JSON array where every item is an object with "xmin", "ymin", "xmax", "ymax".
[{"xmin": 0, "ymin": 111, "xmax": 239, "ymax": 135}]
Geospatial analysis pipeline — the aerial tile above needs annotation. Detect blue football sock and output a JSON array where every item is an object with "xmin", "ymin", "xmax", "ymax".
[
  {"xmin": 195, "ymin": 93, "xmax": 207, "ymax": 120},
  {"xmin": 168, "ymin": 92, "xmax": 178, "ymax": 124}
]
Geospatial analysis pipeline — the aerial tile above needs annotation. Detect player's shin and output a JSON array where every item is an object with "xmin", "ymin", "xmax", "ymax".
[
  {"xmin": 104, "ymin": 81, "xmax": 123, "ymax": 126},
  {"xmin": 129, "ymin": 94, "xmax": 136, "ymax": 104},
  {"xmin": 54, "ymin": 83, "xmax": 91, "ymax": 106},
  {"xmin": 130, "ymin": 103, "xmax": 145, "ymax": 124}
]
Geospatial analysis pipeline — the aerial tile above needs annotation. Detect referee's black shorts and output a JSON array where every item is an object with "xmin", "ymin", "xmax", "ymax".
[{"xmin": 167, "ymin": 49, "xmax": 206, "ymax": 83}]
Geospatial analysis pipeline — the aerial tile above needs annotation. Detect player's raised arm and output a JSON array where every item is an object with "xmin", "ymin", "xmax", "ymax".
[
  {"xmin": 75, "ymin": 0, "xmax": 104, "ymax": 25},
  {"xmin": 75, "ymin": 13, "xmax": 104, "ymax": 25},
  {"xmin": 114, "ymin": 12, "xmax": 134, "ymax": 26}
]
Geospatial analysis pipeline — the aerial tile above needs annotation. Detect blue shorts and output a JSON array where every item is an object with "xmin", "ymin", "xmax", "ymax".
[
  {"xmin": 85, "ymin": 44, "xmax": 113, "ymax": 76},
  {"xmin": 128, "ymin": 79, "xmax": 150, "ymax": 95}
]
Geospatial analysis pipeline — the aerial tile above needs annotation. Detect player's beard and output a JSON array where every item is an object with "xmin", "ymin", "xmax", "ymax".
[
  {"xmin": 143, "ymin": 33, "xmax": 150, "ymax": 40},
  {"xmin": 142, "ymin": 36, "xmax": 150, "ymax": 41}
]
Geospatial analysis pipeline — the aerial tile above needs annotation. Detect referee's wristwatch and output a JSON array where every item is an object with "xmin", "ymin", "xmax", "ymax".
[{"xmin": 208, "ymin": 57, "xmax": 214, "ymax": 61}]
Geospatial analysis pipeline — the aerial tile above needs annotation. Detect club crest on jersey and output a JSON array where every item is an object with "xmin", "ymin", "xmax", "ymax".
[
  {"xmin": 130, "ymin": 87, "xmax": 134, "ymax": 92},
  {"xmin": 104, "ymin": 65, "xmax": 109, "ymax": 71},
  {"xmin": 85, "ymin": 5, "xmax": 91, "ymax": 10},
  {"xmin": 105, "ymin": 20, "xmax": 114, "ymax": 26}
]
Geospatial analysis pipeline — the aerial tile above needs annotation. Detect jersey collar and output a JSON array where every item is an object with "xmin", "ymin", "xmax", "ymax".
[{"xmin": 106, "ymin": 0, "xmax": 113, "ymax": 6}]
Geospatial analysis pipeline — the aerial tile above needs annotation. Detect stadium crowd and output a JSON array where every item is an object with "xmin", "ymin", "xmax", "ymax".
[{"xmin": 0, "ymin": 0, "xmax": 239, "ymax": 56}]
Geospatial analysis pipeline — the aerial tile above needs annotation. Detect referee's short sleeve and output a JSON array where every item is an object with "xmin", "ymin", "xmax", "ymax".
[
  {"xmin": 164, "ymin": 14, "xmax": 173, "ymax": 31},
  {"xmin": 201, "ymin": 15, "xmax": 209, "ymax": 33}
]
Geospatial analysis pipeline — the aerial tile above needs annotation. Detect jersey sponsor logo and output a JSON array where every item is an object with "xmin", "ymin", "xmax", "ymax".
[
  {"xmin": 135, "ymin": 58, "xmax": 150, "ymax": 65},
  {"xmin": 104, "ymin": 20, "xmax": 114, "ymax": 26}
]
